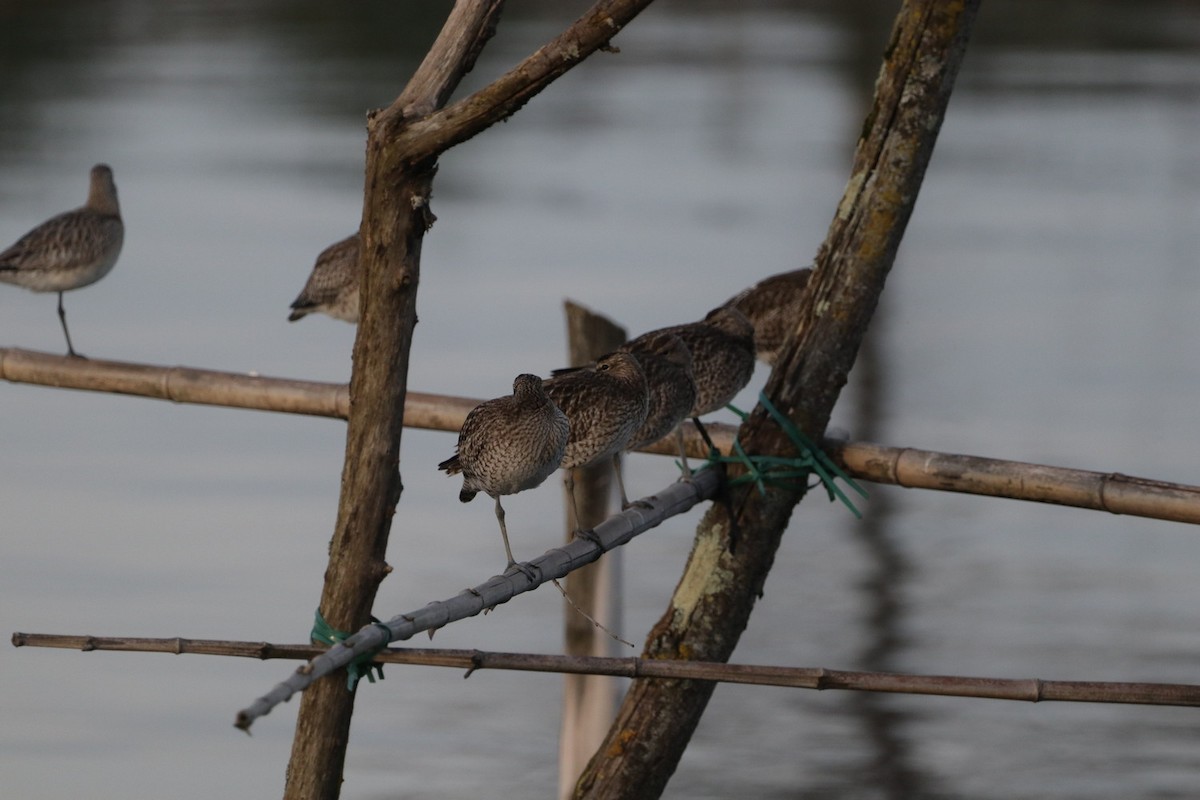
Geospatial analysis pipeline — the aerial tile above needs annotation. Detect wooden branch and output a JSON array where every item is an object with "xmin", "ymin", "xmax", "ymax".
[
  {"xmin": 16, "ymin": 633, "xmax": 1200, "ymax": 709},
  {"xmin": 234, "ymin": 469, "xmax": 721, "ymax": 732},
  {"xmin": 6, "ymin": 347, "xmax": 1200, "ymax": 526},
  {"xmin": 379, "ymin": 0, "xmax": 660, "ymax": 161},
  {"xmin": 574, "ymin": 3, "xmax": 984, "ymax": 797},
  {"xmin": 287, "ymin": 3, "xmax": 510, "ymax": 796}
]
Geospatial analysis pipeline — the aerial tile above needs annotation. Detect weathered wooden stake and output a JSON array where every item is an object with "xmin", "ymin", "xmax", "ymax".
[{"xmin": 559, "ymin": 301, "xmax": 628, "ymax": 799}]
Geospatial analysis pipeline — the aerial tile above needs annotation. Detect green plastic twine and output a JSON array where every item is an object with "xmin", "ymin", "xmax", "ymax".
[
  {"xmin": 715, "ymin": 394, "xmax": 867, "ymax": 518},
  {"xmin": 311, "ymin": 609, "xmax": 386, "ymax": 691}
]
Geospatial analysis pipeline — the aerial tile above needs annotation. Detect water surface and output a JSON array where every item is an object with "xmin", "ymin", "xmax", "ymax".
[{"xmin": 1, "ymin": 2, "xmax": 1198, "ymax": 798}]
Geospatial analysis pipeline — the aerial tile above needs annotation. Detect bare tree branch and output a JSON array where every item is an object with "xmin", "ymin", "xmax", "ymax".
[
  {"xmin": 574, "ymin": 3, "xmax": 984, "ymax": 797},
  {"xmin": 379, "ymin": 0, "xmax": 659, "ymax": 161},
  {"xmin": 285, "ymin": 0, "xmax": 670, "ymax": 791},
  {"xmin": 286, "ymin": 2, "xmax": 510, "ymax": 795}
]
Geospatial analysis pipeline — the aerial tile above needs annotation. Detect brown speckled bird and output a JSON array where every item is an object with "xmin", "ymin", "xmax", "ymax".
[
  {"xmin": 644, "ymin": 305, "xmax": 756, "ymax": 418},
  {"xmin": 288, "ymin": 233, "xmax": 360, "ymax": 323},
  {"xmin": 0, "ymin": 164, "xmax": 124, "ymax": 357},
  {"xmin": 622, "ymin": 332, "xmax": 697, "ymax": 453},
  {"xmin": 439, "ymin": 373, "xmax": 570, "ymax": 567},
  {"xmin": 724, "ymin": 267, "xmax": 813, "ymax": 365},
  {"xmin": 552, "ymin": 333, "xmax": 696, "ymax": 505},
  {"xmin": 543, "ymin": 351, "xmax": 648, "ymax": 521}
]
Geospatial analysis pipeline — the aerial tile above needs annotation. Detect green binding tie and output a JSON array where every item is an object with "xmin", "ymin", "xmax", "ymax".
[
  {"xmin": 714, "ymin": 392, "xmax": 868, "ymax": 518},
  {"xmin": 311, "ymin": 609, "xmax": 387, "ymax": 690}
]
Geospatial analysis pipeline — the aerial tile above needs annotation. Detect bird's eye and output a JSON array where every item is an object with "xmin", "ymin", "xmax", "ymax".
[{"xmin": 598, "ymin": 362, "xmax": 610, "ymax": 372}]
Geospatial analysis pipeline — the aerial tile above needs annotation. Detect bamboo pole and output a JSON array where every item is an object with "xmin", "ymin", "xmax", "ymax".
[
  {"xmin": 234, "ymin": 469, "xmax": 722, "ymax": 732},
  {"xmin": 560, "ymin": 302, "xmax": 628, "ymax": 799},
  {"xmin": 15, "ymin": 633, "xmax": 1200, "ymax": 709},
  {"xmin": 5, "ymin": 346, "xmax": 1200, "ymax": 526}
]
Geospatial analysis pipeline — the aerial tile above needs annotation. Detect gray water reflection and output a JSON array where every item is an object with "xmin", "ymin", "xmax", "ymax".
[{"xmin": 1, "ymin": 3, "xmax": 1198, "ymax": 799}]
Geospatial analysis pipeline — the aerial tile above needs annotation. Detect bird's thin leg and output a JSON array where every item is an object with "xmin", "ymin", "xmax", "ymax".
[
  {"xmin": 57, "ymin": 291, "xmax": 81, "ymax": 358},
  {"xmin": 614, "ymin": 453, "xmax": 632, "ymax": 509},
  {"xmin": 614, "ymin": 453, "xmax": 653, "ymax": 510},
  {"xmin": 675, "ymin": 427, "xmax": 693, "ymax": 477},
  {"xmin": 564, "ymin": 470, "xmax": 583, "ymax": 532},
  {"xmin": 493, "ymin": 496, "xmax": 517, "ymax": 567},
  {"xmin": 692, "ymin": 416, "xmax": 718, "ymax": 456}
]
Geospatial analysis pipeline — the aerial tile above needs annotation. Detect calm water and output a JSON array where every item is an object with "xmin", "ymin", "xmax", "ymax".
[{"xmin": 2, "ymin": 2, "xmax": 1199, "ymax": 798}]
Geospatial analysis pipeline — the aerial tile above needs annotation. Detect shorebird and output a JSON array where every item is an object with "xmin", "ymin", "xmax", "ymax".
[
  {"xmin": 553, "ymin": 306, "xmax": 754, "ymax": 481},
  {"xmin": 724, "ymin": 267, "xmax": 813, "ymax": 365},
  {"xmin": 635, "ymin": 305, "xmax": 756, "ymax": 467},
  {"xmin": 621, "ymin": 332, "xmax": 697, "ymax": 454},
  {"xmin": 287, "ymin": 233, "xmax": 360, "ymax": 323},
  {"xmin": 554, "ymin": 332, "xmax": 697, "ymax": 504},
  {"xmin": 652, "ymin": 306, "xmax": 756, "ymax": 417},
  {"xmin": 438, "ymin": 373, "xmax": 570, "ymax": 568},
  {"xmin": 0, "ymin": 164, "xmax": 124, "ymax": 357},
  {"xmin": 543, "ymin": 351, "xmax": 648, "ymax": 522}
]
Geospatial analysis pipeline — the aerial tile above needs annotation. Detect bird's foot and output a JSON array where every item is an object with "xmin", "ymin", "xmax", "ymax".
[
  {"xmin": 504, "ymin": 561, "xmax": 540, "ymax": 582},
  {"xmin": 572, "ymin": 527, "xmax": 604, "ymax": 550}
]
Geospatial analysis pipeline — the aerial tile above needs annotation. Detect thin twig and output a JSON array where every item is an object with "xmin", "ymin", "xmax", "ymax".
[
  {"xmin": 5, "ymin": 347, "xmax": 1200, "ymax": 526},
  {"xmin": 13, "ymin": 632, "xmax": 1199, "ymax": 709}
]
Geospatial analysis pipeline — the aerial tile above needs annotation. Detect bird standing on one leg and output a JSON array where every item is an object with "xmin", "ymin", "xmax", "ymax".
[
  {"xmin": 287, "ymin": 232, "xmax": 361, "ymax": 323},
  {"xmin": 438, "ymin": 373, "xmax": 570, "ymax": 569},
  {"xmin": 0, "ymin": 164, "xmax": 124, "ymax": 357},
  {"xmin": 543, "ymin": 351, "xmax": 649, "ymax": 525}
]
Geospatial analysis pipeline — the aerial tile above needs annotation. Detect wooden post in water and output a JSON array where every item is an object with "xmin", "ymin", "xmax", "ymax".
[{"xmin": 558, "ymin": 301, "xmax": 627, "ymax": 799}]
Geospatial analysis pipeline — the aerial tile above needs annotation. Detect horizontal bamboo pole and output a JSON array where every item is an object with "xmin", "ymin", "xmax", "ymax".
[
  {"xmin": 830, "ymin": 442, "xmax": 1200, "ymax": 525},
  {"xmin": 13, "ymin": 632, "xmax": 1199, "ymax": 708},
  {"xmin": 4, "ymin": 347, "xmax": 1200, "ymax": 525}
]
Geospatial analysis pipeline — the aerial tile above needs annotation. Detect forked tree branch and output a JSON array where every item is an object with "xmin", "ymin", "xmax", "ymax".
[{"xmin": 290, "ymin": 1, "xmax": 659, "ymax": 796}]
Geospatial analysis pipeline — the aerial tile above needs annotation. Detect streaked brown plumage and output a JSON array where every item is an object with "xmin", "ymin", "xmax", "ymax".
[
  {"xmin": 288, "ymin": 232, "xmax": 360, "ymax": 323},
  {"xmin": 0, "ymin": 164, "xmax": 124, "ymax": 357},
  {"xmin": 621, "ymin": 332, "xmax": 696, "ymax": 452},
  {"xmin": 551, "ymin": 334, "xmax": 695, "ymax": 505},
  {"xmin": 543, "ymin": 351, "xmax": 648, "ymax": 518},
  {"xmin": 438, "ymin": 373, "xmax": 570, "ymax": 567},
  {"xmin": 642, "ymin": 305, "xmax": 756, "ymax": 417},
  {"xmin": 724, "ymin": 267, "xmax": 813, "ymax": 365}
]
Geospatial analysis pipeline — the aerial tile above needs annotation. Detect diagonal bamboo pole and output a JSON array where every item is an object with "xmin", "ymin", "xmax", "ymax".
[
  {"xmin": 5, "ymin": 346, "xmax": 1200, "ymax": 526},
  {"xmin": 16, "ymin": 633, "xmax": 1200, "ymax": 709},
  {"xmin": 235, "ymin": 469, "xmax": 721, "ymax": 732}
]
